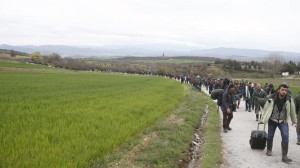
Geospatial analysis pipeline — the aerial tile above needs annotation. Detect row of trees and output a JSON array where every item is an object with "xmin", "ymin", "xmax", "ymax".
[
  {"xmin": 24, "ymin": 52, "xmax": 213, "ymax": 76},
  {"xmin": 11, "ymin": 51, "xmax": 300, "ymax": 77},
  {"xmin": 216, "ymin": 53, "xmax": 300, "ymax": 76}
]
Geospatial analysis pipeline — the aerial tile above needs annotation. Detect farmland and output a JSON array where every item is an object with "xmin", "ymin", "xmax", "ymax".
[
  {"xmin": 1, "ymin": 56, "xmax": 299, "ymax": 167},
  {"xmin": 0, "ymin": 66, "xmax": 185, "ymax": 167}
]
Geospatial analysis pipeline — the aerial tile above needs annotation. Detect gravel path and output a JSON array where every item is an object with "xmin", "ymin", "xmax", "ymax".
[{"xmin": 202, "ymin": 87, "xmax": 299, "ymax": 168}]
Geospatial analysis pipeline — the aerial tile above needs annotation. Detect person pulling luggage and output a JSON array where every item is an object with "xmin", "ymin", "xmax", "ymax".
[{"xmin": 260, "ymin": 83, "xmax": 297, "ymax": 163}]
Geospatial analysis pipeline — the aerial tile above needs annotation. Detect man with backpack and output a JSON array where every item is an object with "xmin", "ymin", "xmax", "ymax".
[{"xmin": 221, "ymin": 84, "xmax": 236, "ymax": 133}]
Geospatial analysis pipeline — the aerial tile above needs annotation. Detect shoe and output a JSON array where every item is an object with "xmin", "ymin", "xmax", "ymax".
[
  {"xmin": 248, "ymin": 110, "xmax": 251, "ymax": 112},
  {"xmin": 237, "ymin": 106, "xmax": 239, "ymax": 109},
  {"xmin": 266, "ymin": 150, "xmax": 272, "ymax": 156},
  {"xmin": 256, "ymin": 119, "xmax": 258, "ymax": 121},
  {"xmin": 223, "ymin": 128, "xmax": 228, "ymax": 133},
  {"xmin": 245, "ymin": 109, "xmax": 248, "ymax": 111},
  {"xmin": 266, "ymin": 139, "xmax": 273, "ymax": 156},
  {"xmin": 282, "ymin": 156, "xmax": 292, "ymax": 163},
  {"xmin": 297, "ymin": 141, "xmax": 300, "ymax": 145},
  {"xmin": 282, "ymin": 142, "xmax": 292, "ymax": 163},
  {"xmin": 227, "ymin": 127, "xmax": 232, "ymax": 131}
]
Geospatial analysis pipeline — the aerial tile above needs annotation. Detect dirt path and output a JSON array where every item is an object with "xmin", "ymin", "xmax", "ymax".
[{"xmin": 202, "ymin": 87, "xmax": 299, "ymax": 168}]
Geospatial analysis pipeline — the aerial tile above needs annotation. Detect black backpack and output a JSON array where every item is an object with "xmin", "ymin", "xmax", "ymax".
[
  {"xmin": 211, "ymin": 89, "xmax": 224, "ymax": 100},
  {"xmin": 211, "ymin": 89, "xmax": 224, "ymax": 106}
]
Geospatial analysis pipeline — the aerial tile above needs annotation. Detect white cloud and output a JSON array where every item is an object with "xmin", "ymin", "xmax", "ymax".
[{"xmin": 0, "ymin": 0, "xmax": 300, "ymax": 52}]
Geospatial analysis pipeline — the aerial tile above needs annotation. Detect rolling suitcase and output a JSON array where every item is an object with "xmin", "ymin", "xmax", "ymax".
[{"xmin": 249, "ymin": 123, "xmax": 267, "ymax": 150}]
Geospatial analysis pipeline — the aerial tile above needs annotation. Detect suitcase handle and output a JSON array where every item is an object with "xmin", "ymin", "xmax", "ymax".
[
  {"xmin": 257, "ymin": 123, "xmax": 266, "ymax": 131},
  {"xmin": 256, "ymin": 123, "xmax": 266, "ymax": 137}
]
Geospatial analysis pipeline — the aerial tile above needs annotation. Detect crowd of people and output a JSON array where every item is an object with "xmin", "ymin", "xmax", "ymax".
[{"xmin": 198, "ymin": 77, "xmax": 299, "ymax": 164}]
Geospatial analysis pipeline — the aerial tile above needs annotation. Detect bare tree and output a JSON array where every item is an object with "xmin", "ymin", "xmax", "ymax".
[{"xmin": 263, "ymin": 52, "xmax": 284, "ymax": 77}]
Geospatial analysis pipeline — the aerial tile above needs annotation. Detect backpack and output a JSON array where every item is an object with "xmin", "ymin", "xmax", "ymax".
[
  {"xmin": 211, "ymin": 89, "xmax": 224, "ymax": 100},
  {"xmin": 211, "ymin": 89, "xmax": 224, "ymax": 106}
]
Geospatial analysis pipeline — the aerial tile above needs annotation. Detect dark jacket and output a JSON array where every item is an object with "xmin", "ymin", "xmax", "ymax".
[{"xmin": 221, "ymin": 88, "xmax": 235, "ymax": 112}]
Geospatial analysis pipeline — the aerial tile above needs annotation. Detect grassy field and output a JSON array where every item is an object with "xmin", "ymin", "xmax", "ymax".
[
  {"xmin": 0, "ymin": 70, "xmax": 185, "ymax": 167},
  {"xmin": 0, "ymin": 61, "xmax": 53, "ymax": 69}
]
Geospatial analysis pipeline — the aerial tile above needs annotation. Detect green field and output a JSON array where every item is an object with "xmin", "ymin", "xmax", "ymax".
[
  {"xmin": 0, "ymin": 61, "xmax": 53, "ymax": 69},
  {"xmin": 0, "ymin": 71, "xmax": 185, "ymax": 167}
]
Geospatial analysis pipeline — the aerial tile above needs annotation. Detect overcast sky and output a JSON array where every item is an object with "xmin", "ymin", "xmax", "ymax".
[{"xmin": 1, "ymin": 0, "xmax": 300, "ymax": 52}]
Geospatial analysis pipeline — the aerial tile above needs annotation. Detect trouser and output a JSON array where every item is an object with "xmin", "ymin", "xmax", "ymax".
[
  {"xmin": 267, "ymin": 119, "xmax": 289, "ymax": 143},
  {"xmin": 254, "ymin": 103, "xmax": 261, "ymax": 114},
  {"xmin": 245, "ymin": 99, "xmax": 252, "ymax": 110},
  {"xmin": 223, "ymin": 111, "xmax": 233, "ymax": 128}
]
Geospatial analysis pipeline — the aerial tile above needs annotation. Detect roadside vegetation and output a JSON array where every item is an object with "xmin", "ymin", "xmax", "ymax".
[
  {"xmin": 92, "ymin": 86, "xmax": 222, "ymax": 168},
  {"xmin": 198, "ymin": 97, "xmax": 222, "ymax": 167}
]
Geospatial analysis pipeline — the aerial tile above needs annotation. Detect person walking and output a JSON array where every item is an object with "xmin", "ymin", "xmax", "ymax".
[
  {"xmin": 294, "ymin": 92, "xmax": 300, "ymax": 145},
  {"xmin": 236, "ymin": 82, "xmax": 242, "ymax": 109},
  {"xmin": 260, "ymin": 84, "xmax": 297, "ymax": 163},
  {"xmin": 244, "ymin": 82, "xmax": 253, "ymax": 112},
  {"xmin": 221, "ymin": 84, "xmax": 236, "ymax": 133},
  {"xmin": 266, "ymin": 83, "xmax": 275, "ymax": 95},
  {"xmin": 253, "ymin": 83, "xmax": 267, "ymax": 121}
]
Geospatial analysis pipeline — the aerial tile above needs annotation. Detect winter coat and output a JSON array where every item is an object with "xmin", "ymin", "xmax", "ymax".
[
  {"xmin": 253, "ymin": 89, "xmax": 268, "ymax": 107},
  {"xmin": 260, "ymin": 93, "xmax": 297, "ymax": 124},
  {"xmin": 221, "ymin": 88, "xmax": 235, "ymax": 113}
]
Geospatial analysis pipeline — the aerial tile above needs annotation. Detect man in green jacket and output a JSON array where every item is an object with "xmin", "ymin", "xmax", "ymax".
[
  {"xmin": 260, "ymin": 84, "xmax": 297, "ymax": 163},
  {"xmin": 253, "ymin": 83, "xmax": 267, "ymax": 121},
  {"xmin": 294, "ymin": 92, "xmax": 300, "ymax": 145}
]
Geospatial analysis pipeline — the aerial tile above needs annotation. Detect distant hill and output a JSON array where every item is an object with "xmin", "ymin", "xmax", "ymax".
[
  {"xmin": 187, "ymin": 47, "xmax": 300, "ymax": 62},
  {"xmin": 1, "ymin": 44, "xmax": 300, "ymax": 62}
]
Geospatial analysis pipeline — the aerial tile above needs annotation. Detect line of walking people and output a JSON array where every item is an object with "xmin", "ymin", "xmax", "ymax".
[{"xmin": 203, "ymin": 77, "xmax": 299, "ymax": 163}]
